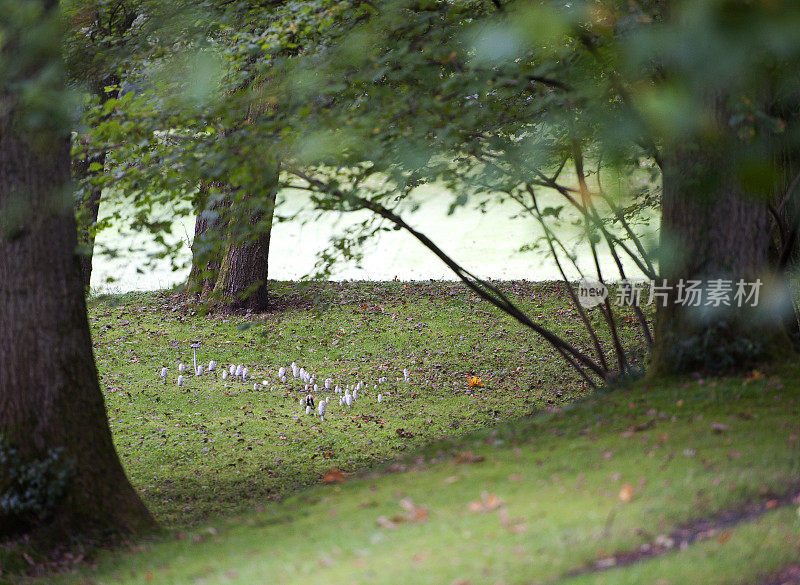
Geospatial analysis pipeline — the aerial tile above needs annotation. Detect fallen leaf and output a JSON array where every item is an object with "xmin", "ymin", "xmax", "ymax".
[
  {"xmin": 454, "ymin": 450, "xmax": 485, "ymax": 464},
  {"xmin": 618, "ymin": 483, "xmax": 634, "ymax": 502},
  {"xmin": 376, "ymin": 515, "xmax": 397, "ymax": 529},
  {"xmin": 468, "ymin": 491, "xmax": 504, "ymax": 513},
  {"xmin": 717, "ymin": 530, "xmax": 732, "ymax": 544},
  {"xmin": 498, "ymin": 508, "xmax": 527, "ymax": 533},
  {"xmin": 468, "ymin": 376, "xmax": 484, "ymax": 388},
  {"xmin": 745, "ymin": 370, "xmax": 764, "ymax": 383},
  {"xmin": 711, "ymin": 422, "xmax": 731, "ymax": 433},
  {"xmin": 321, "ymin": 468, "xmax": 349, "ymax": 484},
  {"xmin": 399, "ymin": 498, "xmax": 429, "ymax": 522}
]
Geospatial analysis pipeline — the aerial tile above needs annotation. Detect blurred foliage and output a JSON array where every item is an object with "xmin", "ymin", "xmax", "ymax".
[
  {"xmin": 60, "ymin": 0, "xmax": 800, "ymax": 374},
  {"xmin": 0, "ymin": 0, "xmax": 78, "ymax": 147},
  {"xmin": 0, "ymin": 436, "xmax": 72, "ymax": 534},
  {"xmin": 69, "ymin": 0, "xmax": 800, "ymax": 271}
]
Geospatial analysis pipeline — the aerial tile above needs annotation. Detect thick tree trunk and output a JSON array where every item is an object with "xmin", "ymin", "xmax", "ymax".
[
  {"xmin": 73, "ymin": 153, "xmax": 104, "ymax": 290},
  {"xmin": 0, "ymin": 113, "xmax": 153, "ymax": 539},
  {"xmin": 652, "ymin": 144, "xmax": 793, "ymax": 373},
  {"xmin": 212, "ymin": 192, "xmax": 277, "ymax": 313}
]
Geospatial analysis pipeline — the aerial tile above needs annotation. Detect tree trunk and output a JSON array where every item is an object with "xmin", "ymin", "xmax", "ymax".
[
  {"xmin": 0, "ymin": 90, "xmax": 153, "ymax": 541},
  {"xmin": 652, "ymin": 143, "xmax": 794, "ymax": 373},
  {"xmin": 73, "ymin": 153, "xmax": 104, "ymax": 290},
  {"xmin": 186, "ymin": 182, "xmax": 230, "ymax": 296},
  {"xmin": 72, "ymin": 76, "xmax": 119, "ymax": 291},
  {"xmin": 212, "ymin": 192, "xmax": 277, "ymax": 313}
]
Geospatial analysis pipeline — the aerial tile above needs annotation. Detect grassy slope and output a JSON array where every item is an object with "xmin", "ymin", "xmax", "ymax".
[
  {"xmin": 5, "ymin": 282, "xmax": 800, "ymax": 584},
  {"xmin": 45, "ymin": 362, "xmax": 800, "ymax": 585}
]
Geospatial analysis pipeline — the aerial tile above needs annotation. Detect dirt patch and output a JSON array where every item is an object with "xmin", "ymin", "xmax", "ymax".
[{"xmin": 566, "ymin": 487, "xmax": 800, "ymax": 578}]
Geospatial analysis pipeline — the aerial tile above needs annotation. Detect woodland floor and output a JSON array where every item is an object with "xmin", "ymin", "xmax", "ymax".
[{"xmin": 2, "ymin": 281, "xmax": 799, "ymax": 584}]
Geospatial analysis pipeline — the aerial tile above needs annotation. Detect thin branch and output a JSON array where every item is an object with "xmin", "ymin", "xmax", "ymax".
[
  {"xmin": 525, "ymin": 184, "xmax": 610, "ymax": 372},
  {"xmin": 573, "ymin": 148, "xmax": 628, "ymax": 372},
  {"xmin": 293, "ymin": 170, "xmax": 606, "ymax": 383}
]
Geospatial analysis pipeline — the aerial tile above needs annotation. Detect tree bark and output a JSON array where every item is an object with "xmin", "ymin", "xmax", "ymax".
[
  {"xmin": 212, "ymin": 192, "xmax": 277, "ymax": 312},
  {"xmin": 652, "ymin": 141, "xmax": 794, "ymax": 373},
  {"xmin": 186, "ymin": 182, "xmax": 230, "ymax": 296},
  {"xmin": 0, "ymin": 66, "xmax": 153, "ymax": 542}
]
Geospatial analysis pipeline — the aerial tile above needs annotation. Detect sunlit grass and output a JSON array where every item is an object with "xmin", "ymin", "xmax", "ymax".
[{"xmin": 43, "ymin": 343, "xmax": 800, "ymax": 585}]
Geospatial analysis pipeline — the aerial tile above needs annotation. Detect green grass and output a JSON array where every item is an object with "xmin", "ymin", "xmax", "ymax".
[
  {"xmin": 4, "ymin": 281, "xmax": 800, "ymax": 584},
  {"xmin": 86, "ymin": 280, "xmax": 645, "ymax": 526},
  {"xmin": 35, "ymin": 358, "xmax": 800, "ymax": 585}
]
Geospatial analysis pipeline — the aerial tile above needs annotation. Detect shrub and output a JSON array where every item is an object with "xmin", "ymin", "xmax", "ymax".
[{"xmin": 0, "ymin": 436, "xmax": 71, "ymax": 534}]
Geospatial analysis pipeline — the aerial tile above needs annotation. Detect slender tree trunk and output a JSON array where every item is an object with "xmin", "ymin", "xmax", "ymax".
[
  {"xmin": 212, "ymin": 192, "xmax": 277, "ymax": 312},
  {"xmin": 0, "ymin": 48, "xmax": 153, "ymax": 541},
  {"xmin": 73, "ymin": 153, "xmax": 104, "ymax": 289},
  {"xmin": 72, "ymin": 77, "xmax": 119, "ymax": 290}
]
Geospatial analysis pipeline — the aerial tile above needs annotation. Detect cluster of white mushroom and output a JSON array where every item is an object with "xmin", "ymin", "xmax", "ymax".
[
  {"xmin": 158, "ymin": 355, "xmax": 412, "ymax": 422},
  {"xmin": 160, "ymin": 359, "xmax": 256, "ymax": 388}
]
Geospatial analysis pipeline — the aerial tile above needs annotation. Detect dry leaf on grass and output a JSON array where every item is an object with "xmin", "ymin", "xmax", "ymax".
[
  {"xmin": 745, "ymin": 370, "xmax": 764, "ymax": 383},
  {"xmin": 321, "ymin": 468, "xmax": 349, "ymax": 484},
  {"xmin": 498, "ymin": 508, "xmax": 527, "ymax": 533},
  {"xmin": 618, "ymin": 483, "xmax": 635, "ymax": 502},
  {"xmin": 468, "ymin": 491, "xmax": 504, "ymax": 513},
  {"xmin": 454, "ymin": 450, "xmax": 485, "ymax": 464},
  {"xmin": 399, "ymin": 498, "xmax": 429, "ymax": 522},
  {"xmin": 377, "ymin": 498, "xmax": 429, "ymax": 528}
]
